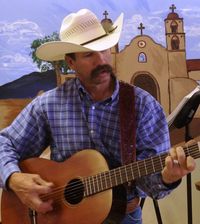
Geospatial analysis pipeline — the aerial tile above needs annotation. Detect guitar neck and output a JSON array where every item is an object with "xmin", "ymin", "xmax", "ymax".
[{"xmin": 84, "ymin": 142, "xmax": 200, "ymax": 196}]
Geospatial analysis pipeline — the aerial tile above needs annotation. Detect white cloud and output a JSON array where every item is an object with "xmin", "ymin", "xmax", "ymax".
[
  {"xmin": 181, "ymin": 7, "xmax": 200, "ymax": 19},
  {"xmin": 0, "ymin": 53, "xmax": 39, "ymax": 85},
  {"xmin": 0, "ymin": 19, "xmax": 44, "ymax": 85},
  {"xmin": 1, "ymin": 54, "xmax": 28, "ymax": 65},
  {"xmin": 185, "ymin": 24, "xmax": 200, "ymax": 37},
  {"xmin": 0, "ymin": 20, "xmax": 44, "ymax": 45}
]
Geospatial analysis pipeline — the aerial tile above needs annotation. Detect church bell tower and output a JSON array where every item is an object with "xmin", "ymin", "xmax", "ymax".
[
  {"xmin": 165, "ymin": 4, "xmax": 186, "ymax": 51},
  {"xmin": 164, "ymin": 4, "xmax": 188, "ymax": 80}
]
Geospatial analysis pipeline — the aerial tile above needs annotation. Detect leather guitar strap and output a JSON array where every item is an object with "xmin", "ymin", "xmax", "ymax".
[{"xmin": 119, "ymin": 81, "xmax": 136, "ymax": 165}]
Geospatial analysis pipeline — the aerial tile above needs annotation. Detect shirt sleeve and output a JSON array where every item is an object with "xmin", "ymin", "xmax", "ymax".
[
  {"xmin": 134, "ymin": 87, "xmax": 180, "ymax": 199},
  {"xmin": 0, "ymin": 96, "xmax": 50, "ymax": 189}
]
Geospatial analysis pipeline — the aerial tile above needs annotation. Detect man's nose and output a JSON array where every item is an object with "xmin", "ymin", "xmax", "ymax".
[{"xmin": 95, "ymin": 52, "xmax": 106, "ymax": 65}]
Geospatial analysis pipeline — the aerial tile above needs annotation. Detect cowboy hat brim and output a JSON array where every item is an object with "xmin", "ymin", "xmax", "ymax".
[{"xmin": 36, "ymin": 13, "xmax": 124, "ymax": 61}]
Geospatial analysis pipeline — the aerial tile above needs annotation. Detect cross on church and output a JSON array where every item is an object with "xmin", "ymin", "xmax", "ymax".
[
  {"xmin": 170, "ymin": 4, "xmax": 176, "ymax": 13},
  {"xmin": 138, "ymin": 23, "xmax": 145, "ymax": 35},
  {"xmin": 103, "ymin": 10, "xmax": 109, "ymax": 19}
]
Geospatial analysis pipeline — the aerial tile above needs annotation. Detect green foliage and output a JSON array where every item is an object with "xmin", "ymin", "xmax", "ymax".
[{"xmin": 30, "ymin": 32, "xmax": 69, "ymax": 73}]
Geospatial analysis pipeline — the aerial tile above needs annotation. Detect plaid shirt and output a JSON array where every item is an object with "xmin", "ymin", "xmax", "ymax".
[{"xmin": 0, "ymin": 78, "xmax": 175, "ymax": 199}]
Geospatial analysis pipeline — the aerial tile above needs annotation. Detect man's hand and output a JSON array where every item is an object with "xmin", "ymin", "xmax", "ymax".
[
  {"xmin": 8, "ymin": 172, "xmax": 54, "ymax": 213},
  {"xmin": 161, "ymin": 144, "xmax": 196, "ymax": 185}
]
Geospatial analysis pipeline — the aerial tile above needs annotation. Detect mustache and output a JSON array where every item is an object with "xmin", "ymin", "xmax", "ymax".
[{"xmin": 91, "ymin": 64, "xmax": 114, "ymax": 78}]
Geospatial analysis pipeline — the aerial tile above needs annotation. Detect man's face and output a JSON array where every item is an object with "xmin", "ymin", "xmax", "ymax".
[{"xmin": 66, "ymin": 49, "xmax": 113, "ymax": 86}]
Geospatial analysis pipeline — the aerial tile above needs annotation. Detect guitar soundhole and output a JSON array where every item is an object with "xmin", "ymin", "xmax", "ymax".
[{"xmin": 64, "ymin": 178, "xmax": 84, "ymax": 205}]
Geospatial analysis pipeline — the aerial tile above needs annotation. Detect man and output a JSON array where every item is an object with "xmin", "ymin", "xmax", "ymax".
[{"xmin": 0, "ymin": 9, "xmax": 196, "ymax": 224}]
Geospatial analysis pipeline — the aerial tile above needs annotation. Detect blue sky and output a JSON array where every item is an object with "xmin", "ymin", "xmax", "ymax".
[{"xmin": 0, "ymin": 0, "xmax": 200, "ymax": 85}]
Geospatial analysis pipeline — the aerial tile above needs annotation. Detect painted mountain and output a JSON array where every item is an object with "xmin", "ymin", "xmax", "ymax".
[{"xmin": 0, "ymin": 70, "xmax": 57, "ymax": 99}]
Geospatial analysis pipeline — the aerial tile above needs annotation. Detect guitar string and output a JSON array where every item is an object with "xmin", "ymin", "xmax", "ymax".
[
  {"xmin": 41, "ymin": 150, "xmax": 200, "ymax": 208},
  {"xmin": 40, "ymin": 148, "xmax": 199, "ymax": 204},
  {"xmin": 40, "ymin": 147, "xmax": 199, "ymax": 203},
  {"xmin": 40, "ymin": 146, "xmax": 199, "ymax": 205}
]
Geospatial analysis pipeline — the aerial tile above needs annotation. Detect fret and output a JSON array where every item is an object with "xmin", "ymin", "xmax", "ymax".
[
  {"xmin": 84, "ymin": 142, "xmax": 200, "ymax": 197},
  {"xmin": 120, "ymin": 166, "xmax": 128, "ymax": 183},
  {"xmin": 88, "ymin": 176, "xmax": 93, "ymax": 195},
  {"xmin": 151, "ymin": 157, "xmax": 155, "ymax": 173},
  {"xmin": 124, "ymin": 166, "xmax": 129, "ymax": 182},
  {"xmin": 136, "ymin": 162, "xmax": 141, "ymax": 177},
  {"xmin": 159, "ymin": 155, "xmax": 164, "ymax": 170},
  {"xmin": 125, "ymin": 164, "xmax": 133, "ymax": 182},
  {"xmin": 104, "ymin": 172, "xmax": 108, "ymax": 189},
  {"xmin": 103, "ymin": 172, "xmax": 107, "ymax": 190},
  {"xmin": 131, "ymin": 162, "xmax": 140, "ymax": 178},
  {"xmin": 161, "ymin": 155, "xmax": 166, "ymax": 168},
  {"xmin": 105, "ymin": 171, "xmax": 112, "ymax": 189},
  {"xmin": 118, "ymin": 166, "xmax": 123, "ymax": 184},
  {"xmin": 129, "ymin": 163, "xmax": 135, "ymax": 180},
  {"xmin": 94, "ymin": 174, "xmax": 100, "ymax": 193},
  {"xmin": 101, "ymin": 171, "xmax": 107, "ymax": 190},
  {"xmin": 151, "ymin": 155, "xmax": 163, "ymax": 173},
  {"xmin": 137, "ymin": 160, "xmax": 147, "ymax": 177},
  {"xmin": 187, "ymin": 145, "xmax": 190, "ymax": 156},
  {"xmin": 91, "ymin": 175, "xmax": 95, "ymax": 194},
  {"xmin": 145, "ymin": 157, "xmax": 155, "ymax": 174},
  {"xmin": 143, "ymin": 159, "xmax": 148, "ymax": 175},
  {"xmin": 94, "ymin": 174, "xmax": 101, "ymax": 194},
  {"xmin": 112, "ymin": 169, "xmax": 118, "ymax": 186},
  {"xmin": 84, "ymin": 177, "xmax": 89, "ymax": 196},
  {"xmin": 98, "ymin": 172, "xmax": 103, "ymax": 192}
]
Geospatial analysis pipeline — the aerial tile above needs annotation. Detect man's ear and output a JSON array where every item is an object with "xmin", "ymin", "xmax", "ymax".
[{"xmin": 65, "ymin": 55, "xmax": 75, "ymax": 70}]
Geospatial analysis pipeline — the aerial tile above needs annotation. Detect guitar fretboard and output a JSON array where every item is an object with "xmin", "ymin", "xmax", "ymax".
[{"xmin": 84, "ymin": 142, "xmax": 200, "ymax": 196}]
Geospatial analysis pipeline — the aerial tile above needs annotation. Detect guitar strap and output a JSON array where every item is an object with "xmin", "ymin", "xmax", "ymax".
[{"xmin": 119, "ymin": 81, "xmax": 136, "ymax": 165}]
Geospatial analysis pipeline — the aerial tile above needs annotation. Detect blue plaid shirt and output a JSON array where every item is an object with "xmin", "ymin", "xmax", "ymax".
[{"xmin": 0, "ymin": 78, "xmax": 175, "ymax": 199}]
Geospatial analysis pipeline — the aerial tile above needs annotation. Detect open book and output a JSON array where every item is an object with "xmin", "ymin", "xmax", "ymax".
[{"xmin": 167, "ymin": 85, "xmax": 200, "ymax": 128}]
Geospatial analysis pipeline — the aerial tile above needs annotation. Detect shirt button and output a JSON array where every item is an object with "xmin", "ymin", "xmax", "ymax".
[
  {"xmin": 92, "ymin": 105, "xmax": 95, "ymax": 110},
  {"xmin": 90, "ymin": 130, "xmax": 94, "ymax": 134}
]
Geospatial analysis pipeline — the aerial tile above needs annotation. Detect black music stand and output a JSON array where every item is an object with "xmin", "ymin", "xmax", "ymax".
[
  {"xmin": 140, "ymin": 86, "xmax": 200, "ymax": 224},
  {"xmin": 168, "ymin": 88, "xmax": 200, "ymax": 224},
  {"xmin": 140, "ymin": 197, "xmax": 163, "ymax": 224}
]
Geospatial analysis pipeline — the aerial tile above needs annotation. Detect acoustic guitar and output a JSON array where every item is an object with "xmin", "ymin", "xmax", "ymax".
[{"xmin": 2, "ymin": 142, "xmax": 200, "ymax": 224}]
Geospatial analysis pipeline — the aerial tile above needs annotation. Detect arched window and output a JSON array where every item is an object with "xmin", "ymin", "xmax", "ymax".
[
  {"xmin": 171, "ymin": 35, "xmax": 180, "ymax": 50},
  {"xmin": 170, "ymin": 21, "xmax": 178, "ymax": 33},
  {"xmin": 138, "ymin": 52, "xmax": 147, "ymax": 63}
]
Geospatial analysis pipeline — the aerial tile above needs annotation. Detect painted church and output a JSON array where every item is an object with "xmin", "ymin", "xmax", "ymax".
[
  {"xmin": 99, "ymin": 4, "xmax": 200, "ymax": 145},
  {"xmin": 59, "ymin": 4, "xmax": 200, "ymax": 144},
  {"xmin": 103, "ymin": 4, "xmax": 200, "ymax": 115}
]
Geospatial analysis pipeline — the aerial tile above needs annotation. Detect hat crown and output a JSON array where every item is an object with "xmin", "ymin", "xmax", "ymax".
[{"xmin": 59, "ymin": 9, "xmax": 106, "ymax": 45}]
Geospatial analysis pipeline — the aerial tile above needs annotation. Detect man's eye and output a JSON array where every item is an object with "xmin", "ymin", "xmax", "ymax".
[{"xmin": 84, "ymin": 53, "xmax": 93, "ymax": 57}]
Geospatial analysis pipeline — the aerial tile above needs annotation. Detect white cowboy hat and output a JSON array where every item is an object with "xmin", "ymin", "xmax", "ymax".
[{"xmin": 36, "ymin": 9, "xmax": 124, "ymax": 61}]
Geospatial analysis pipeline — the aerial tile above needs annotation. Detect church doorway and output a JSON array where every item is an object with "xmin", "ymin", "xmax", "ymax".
[{"xmin": 131, "ymin": 73, "xmax": 160, "ymax": 101}]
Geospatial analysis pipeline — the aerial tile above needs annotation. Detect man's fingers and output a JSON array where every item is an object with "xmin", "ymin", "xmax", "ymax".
[
  {"xmin": 34, "ymin": 175, "xmax": 54, "ymax": 187},
  {"xmin": 176, "ymin": 147, "xmax": 186, "ymax": 167},
  {"xmin": 32, "ymin": 175, "xmax": 54, "ymax": 194},
  {"xmin": 28, "ymin": 194, "xmax": 53, "ymax": 213},
  {"xmin": 169, "ymin": 147, "xmax": 177, "ymax": 160},
  {"xmin": 186, "ymin": 156, "xmax": 196, "ymax": 171}
]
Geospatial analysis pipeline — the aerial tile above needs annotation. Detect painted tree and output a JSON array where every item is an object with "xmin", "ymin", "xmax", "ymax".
[{"xmin": 30, "ymin": 32, "xmax": 69, "ymax": 73}]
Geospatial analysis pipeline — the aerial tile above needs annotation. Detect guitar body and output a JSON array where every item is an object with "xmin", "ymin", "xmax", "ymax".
[{"xmin": 1, "ymin": 149, "xmax": 127, "ymax": 224}]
